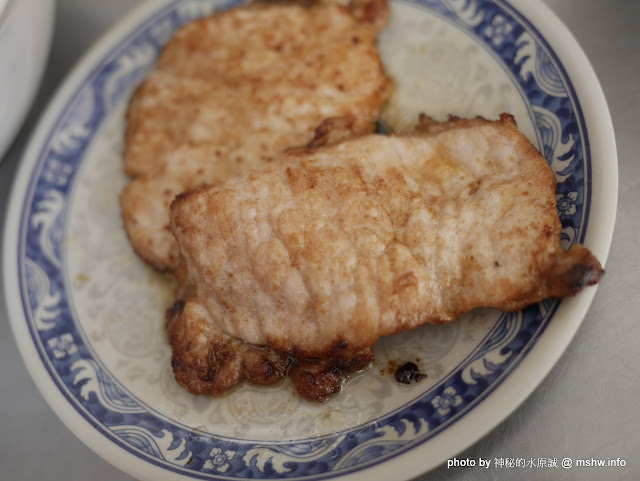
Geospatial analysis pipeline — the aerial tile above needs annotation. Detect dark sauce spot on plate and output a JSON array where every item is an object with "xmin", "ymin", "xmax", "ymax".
[{"xmin": 394, "ymin": 362, "xmax": 427, "ymax": 385}]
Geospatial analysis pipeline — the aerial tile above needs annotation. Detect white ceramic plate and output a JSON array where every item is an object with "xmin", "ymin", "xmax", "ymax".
[
  {"xmin": 4, "ymin": 0, "xmax": 616, "ymax": 480},
  {"xmin": 0, "ymin": 0, "xmax": 55, "ymax": 159}
]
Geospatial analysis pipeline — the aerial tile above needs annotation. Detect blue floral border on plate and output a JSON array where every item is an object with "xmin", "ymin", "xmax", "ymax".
[{"xmin": 17, "ymin": 0, "xmax": 590, "ymax": 478}]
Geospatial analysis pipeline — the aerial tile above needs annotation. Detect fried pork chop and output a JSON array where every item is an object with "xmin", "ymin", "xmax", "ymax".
[
  {"xmin": 120, "ymin": 0, "xmax": 392, "ymax": 271},
  {"xmin": 167, "ymin": 114, "xmax": 603, "ymax": 399}
]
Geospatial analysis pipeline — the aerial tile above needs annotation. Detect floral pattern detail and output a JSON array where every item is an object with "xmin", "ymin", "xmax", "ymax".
[
  {"xmin": 42, "ymin": 159, "xmax": 74, "ymax": 187},
  {"xmin": 462, "ymin": 311, "xmax": 522, "ymax": 384},
  {"xmin": 535, "ymin": 107, "xmax": 576, "ymax": 183},
  {"xmin": 203, "ymin": 447, "xmax": 236, "ymax": 473},
  {"xmin": 111, "ymin": 426, "xmax": 192, "ymax": 466},
  {"xmin": 484, "ymin": 14, "xmax": 513, "ymax": 46},
  {"xmin": 515, "ymin": 31, "xmax": 567, "ymax": 98},
  {"xmin": 557, "ymin": 191, "xmax": 578, "ymax": 217},
  {"xmin": 440, "ymin": 0, "xmax": 483, "ymax": 28},
  {"xmin": 26, "ymin": 258, "xmax": 61, "ymax": 331},
  {"xmin": 560, "ymin": 225, "xmax": 578, "ymax": 249},
  {"xmin": 31, "ymin": 189, "xmax": 65, "ymax": 269},
  {"xmin": 47, "ymin": 334, "xmax": 78, "ymax": 359},
  {"xmin": 431, "ymin": 386, "xmax": 463, "ymax": 416},
  {"xmin": 71, "ymin": 359, "xmax": 146, "ymax": 414}
]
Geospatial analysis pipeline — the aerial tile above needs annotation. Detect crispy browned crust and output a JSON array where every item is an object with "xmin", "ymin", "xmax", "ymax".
[
  {"xmin": 499, "ymin": 244, "xmax": 603, "ymax": 310},
  {"xmin": 167, "ymin": 298, "xmax": 374, "ymax": 400},
  {"xmin": 304, "ymin": 116, "xmax": 373, "ymax": 149},
  {"xmin": 166, "ymin": 300, "xmax": 291, "ymax": 395},
  {"xmin": 343, "ymin": 0, "xmax": 390, "ymax": 31},
  {"xmin": 546, "ymin": 244, "xmax": 603, "ymax": 296},
  {"xmin": 414, "ymin": 112, "xmax": 517, "ymax": 135},
  {"xmin": 289, "ymin": 362, "xmax": 344, "ymax": 401}
]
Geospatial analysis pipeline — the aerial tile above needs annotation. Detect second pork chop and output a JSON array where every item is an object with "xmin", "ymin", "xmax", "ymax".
[{"xmin": 120, "ymin": 0, "xmax": 393, "ymax": 271}]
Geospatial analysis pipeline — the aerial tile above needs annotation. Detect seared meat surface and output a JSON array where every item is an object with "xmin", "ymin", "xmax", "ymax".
[
  {"xmin": 167, "ymin": 300, "xmax": 291, "ymax": 396},
  {"xmin": 120, "ymin": 0, "xmax": 392, "ymax": 271},
  {"xmin": 166, "ymin": 291, "xmax": 374, "ymax": 401},
  {"xmin": 167, "ymin": 114, "xmax": 602, "ymax": 398}
]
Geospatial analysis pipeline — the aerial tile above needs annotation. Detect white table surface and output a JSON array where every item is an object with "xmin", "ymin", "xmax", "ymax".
[{"xmin": 0, "ymin": 1, "xmax": 638, "ymax": 480}]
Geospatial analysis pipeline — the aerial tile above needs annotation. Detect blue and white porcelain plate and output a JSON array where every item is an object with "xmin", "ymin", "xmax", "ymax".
[{"xmin": 4, "ymin": 1, "xmax": 616, "ymax": 480}]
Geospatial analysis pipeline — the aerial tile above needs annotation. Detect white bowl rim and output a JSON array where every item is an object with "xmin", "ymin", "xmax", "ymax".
[{"xmin": 0, "ymin": 0, "xmax": 14, "ymax": 32}]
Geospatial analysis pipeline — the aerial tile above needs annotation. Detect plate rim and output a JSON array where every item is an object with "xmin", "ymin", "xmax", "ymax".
[{"xmin": 3, "ymin": 0, "xmax": 617, "ymax": 480}]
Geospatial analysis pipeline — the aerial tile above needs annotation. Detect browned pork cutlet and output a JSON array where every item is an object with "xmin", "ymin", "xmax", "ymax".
[
  {"xmin": 167, "ymin": 114, "xmax": 603, "ymax": 397},
  {"xmin": 119, "ymin": 0, "xmax": 392, "ymax": 272}
]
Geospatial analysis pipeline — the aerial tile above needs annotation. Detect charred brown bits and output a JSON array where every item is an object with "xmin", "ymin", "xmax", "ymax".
[{"xmin": 394, "ymin": 362, "xmax": 427, "ymax": 385}]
